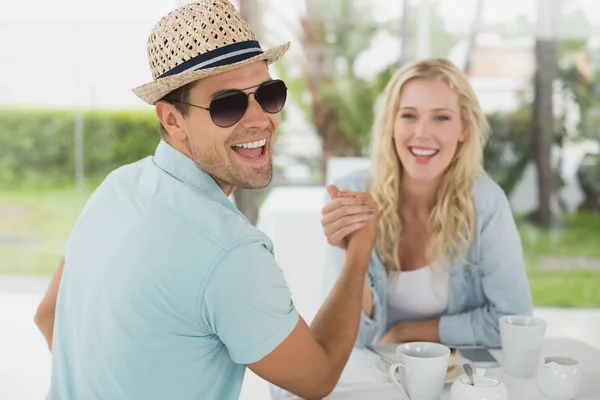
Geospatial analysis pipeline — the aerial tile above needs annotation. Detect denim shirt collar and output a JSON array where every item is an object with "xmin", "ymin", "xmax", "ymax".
[{"xmin": 152, "ymin": 140, "xmax": 247, "ymax": 221}]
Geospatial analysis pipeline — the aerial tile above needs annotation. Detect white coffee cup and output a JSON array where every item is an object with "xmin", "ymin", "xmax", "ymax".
[
  {"xmin": 537, "ymin": 356, "xmax": 583, "ymax": 400},
  {"xmin": 499, "ymin": 315, "xmax": 546, "ymax": 378},
  {"xmin": 388, "ymin": 342, "xmax": 450, "ymax": 400}
]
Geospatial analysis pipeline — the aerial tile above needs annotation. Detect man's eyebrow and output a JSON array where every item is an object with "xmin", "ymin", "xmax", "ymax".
[{"xmin": 208, "ymin": 79, "xmax": 274, "ymax": 98}]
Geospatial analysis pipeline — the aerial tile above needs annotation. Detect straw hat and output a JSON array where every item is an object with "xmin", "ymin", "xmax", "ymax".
[{"xmin": 132, "ymin": 0, "xmax": 290, "ymax": 105}]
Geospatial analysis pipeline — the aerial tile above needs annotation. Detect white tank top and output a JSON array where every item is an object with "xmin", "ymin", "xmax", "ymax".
[{"xmin": 386, "ymin": 266, "xmax": 449, "ymax": 332}]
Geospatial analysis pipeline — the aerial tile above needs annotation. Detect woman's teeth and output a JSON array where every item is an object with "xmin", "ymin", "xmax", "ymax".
[{"xmin": 410, "ymin": 147, "xmax": 439, "ymax": 157}]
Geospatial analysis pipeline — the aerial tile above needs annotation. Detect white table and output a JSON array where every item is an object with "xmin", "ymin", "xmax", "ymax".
[{"xmin": 272, "ymin": 338, "xmax": 600, "ymax": 399}]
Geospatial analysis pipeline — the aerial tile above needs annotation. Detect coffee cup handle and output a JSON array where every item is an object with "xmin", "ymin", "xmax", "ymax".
[{"xmin": 388, "ymin": 362, "xmax": 409, "ymax": 398}]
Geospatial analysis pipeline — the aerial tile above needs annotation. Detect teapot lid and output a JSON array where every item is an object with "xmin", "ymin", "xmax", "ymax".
[
  {"xmin": 459, "ymin": 374, "xmax": 502, "ymax": 387},
  {"xmin": 543, "ymin": 356, "xmax": 578, "ymax": 366}
]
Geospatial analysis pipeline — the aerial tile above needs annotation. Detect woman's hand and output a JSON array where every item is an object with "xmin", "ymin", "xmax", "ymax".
[
  {"xmin": 378, "ymin": 320, "xmax": 441, "ymax": 345},
  {"xmin": 321, "ymin": 185, "xmax": 376, "ymax": 249},
  {"xmin": 378, "ymin": 323, "xmax": 406, "ymax": 345}
]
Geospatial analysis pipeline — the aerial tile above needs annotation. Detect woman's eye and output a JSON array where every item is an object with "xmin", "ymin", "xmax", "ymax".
[
  {"xmin": 401, "ymin": 113, "xmax": 416, "ymax": 119},
  {"xmin": 435, "ymin": 115, "xmax": 450, "ymax": 121}
]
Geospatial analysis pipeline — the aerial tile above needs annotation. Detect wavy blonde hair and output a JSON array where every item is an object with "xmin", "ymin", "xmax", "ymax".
[{"xmin": 369, "ymin": 58, "xmax": 490, "ymax": 274}]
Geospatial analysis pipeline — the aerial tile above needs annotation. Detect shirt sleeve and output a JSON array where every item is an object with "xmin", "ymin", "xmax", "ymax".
[
  {"xmin": 356, "ymin": 284, "xmax": 385, "ymax": 347},
  {"xmin": 438, "ymin": 183, "xmax": 534, "ymax": 347},
  {"xmin": 201, "ymin": 242, "xmax": 299, "ymax": 365}
]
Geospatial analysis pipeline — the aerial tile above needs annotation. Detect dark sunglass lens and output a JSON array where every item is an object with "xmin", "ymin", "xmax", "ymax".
[
  {"xmin": 255, "ymin": 80, "xmax": 287, "ymax": 114},
  {"xmin": 210, "ymin": 91, "xmax": 248, "ymax": 127}
]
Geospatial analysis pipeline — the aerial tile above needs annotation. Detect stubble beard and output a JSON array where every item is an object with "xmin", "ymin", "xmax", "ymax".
[{"xmin": 190, "ymin": 134, "xmax": 274, "ymax": 191}]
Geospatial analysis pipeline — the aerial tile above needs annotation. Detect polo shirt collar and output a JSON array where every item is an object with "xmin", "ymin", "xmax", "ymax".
[{"xmin": 152, "ymin": 140, "xmax": 248, "ymax": 221}]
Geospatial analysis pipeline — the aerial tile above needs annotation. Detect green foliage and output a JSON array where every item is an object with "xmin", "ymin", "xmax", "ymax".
[
  {"xmin": 484, "ymin": 105, "xmax": 532, "ymax": 194},
  {"xmin": 272, "ymin": 0, "xmax": 458, "ymax": 166},
  {"xmin": 275, "ymin": 0, "xmax": 400, "ymax": 159},
  {"xmin": 320, "ymin": 74, "xmax": 379, "ymax": 154},
  {"xmin": 557, "ymin": 60, "xmax": 600, "ymax": 143},
  {"xmin": 484, "ymin": 37, "xmax": 600, "ymax": 198},
  {"xmin": 0, "ymin": 108, "xmax": 160, "ymax": 187},
  {"xmin": 0, "ymin": 109, "xmax": 73, "ymax": 185},
  {"xmin": 577, "ymin": 153, "xmax": 600, "ymax": 211},
  {"xmin": 555, "ymin": 40, "xmax": 600, "ymax": 211},
  {"xmin": 307, "ymin": 0, "xmax": 379, "ymax": 66}
]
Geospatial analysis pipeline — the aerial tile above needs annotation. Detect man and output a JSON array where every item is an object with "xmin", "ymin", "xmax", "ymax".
[{"xmin": 34, "ymin": 1, "xmax": 379, "ymax": 399}]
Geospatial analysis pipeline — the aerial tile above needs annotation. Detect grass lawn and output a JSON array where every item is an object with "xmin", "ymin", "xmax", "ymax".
[
  {"xmin": 516, "ymin": 212, "xmax": 600, "ymax": 307},
  {"xmin": 0, "ymin": 185, "xmax": 94, "ymax": 275},
  {"xmin": 1, "ymin": 186, "xmax": 600, "ymax": 307}
]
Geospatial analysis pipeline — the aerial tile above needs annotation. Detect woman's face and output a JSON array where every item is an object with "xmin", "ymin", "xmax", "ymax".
[{"xmin": 393, "ymin": 78, "xmax": 467, "ymax": 183}]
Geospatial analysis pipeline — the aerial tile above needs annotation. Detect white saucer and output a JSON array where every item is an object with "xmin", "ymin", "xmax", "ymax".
[{"xmin": 374, "ymin": 358, "xmax": 463, "ymax": 384}]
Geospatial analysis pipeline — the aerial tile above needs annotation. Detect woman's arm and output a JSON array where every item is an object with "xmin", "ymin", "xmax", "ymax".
[
  {"xmin": 379, "ymin": 184, "xmax": 533, "ymax": 347},
  {"xmin": 438, "ymin": 184, "xmax": 534, "ymax": 348},
  {"xmin": 378, "ymin": 320, "xmax": 440, "ymax": 344},
  {"xmin": 34, "ymin": 256, "xmax": 65, "ymax": 351}
]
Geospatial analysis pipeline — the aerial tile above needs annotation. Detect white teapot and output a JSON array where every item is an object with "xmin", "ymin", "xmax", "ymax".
[
  {"xmin": 537, "ymin": 356, "xmax": 583, "ymax": 400},
  {"xmin": 450, "ymin": 369, "xmax": 508, "ymax": 400}
]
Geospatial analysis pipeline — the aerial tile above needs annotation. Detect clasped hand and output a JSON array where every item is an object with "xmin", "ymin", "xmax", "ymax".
[{"xmin": 321, "ymin": 185, "xmax": 379, "ymax": 255}]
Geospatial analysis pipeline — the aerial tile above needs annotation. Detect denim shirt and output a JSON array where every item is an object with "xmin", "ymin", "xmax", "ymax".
[{"xmin": 325, "ymin": 170, "xmax": 534, "ymax": 348}]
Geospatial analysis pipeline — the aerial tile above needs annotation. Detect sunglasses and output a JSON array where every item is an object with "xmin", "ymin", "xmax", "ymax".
[{"xmin": 176, "ymin": 79, "xmax": 287, "ymax": 128}]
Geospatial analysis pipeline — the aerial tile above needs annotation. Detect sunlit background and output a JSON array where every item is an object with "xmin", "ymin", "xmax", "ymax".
[{"xmin": 1, "ymin": 0, "xmax": 599, "ymax": 398}]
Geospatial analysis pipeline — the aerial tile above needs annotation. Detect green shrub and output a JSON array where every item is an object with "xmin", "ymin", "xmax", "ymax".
[{"xmin": 0, "ymin": 108, "xmax": 160, "ymax": 187}]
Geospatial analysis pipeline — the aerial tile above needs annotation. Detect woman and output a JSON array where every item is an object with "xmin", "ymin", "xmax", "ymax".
[{"xmin": 321, "ymin": 58, "xmax": 533, "ymax": 348}]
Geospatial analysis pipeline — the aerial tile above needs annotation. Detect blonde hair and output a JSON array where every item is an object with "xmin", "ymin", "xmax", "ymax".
[{"xmin": 369, "ymin": 58, "xmax": 490, "ymax": 274}]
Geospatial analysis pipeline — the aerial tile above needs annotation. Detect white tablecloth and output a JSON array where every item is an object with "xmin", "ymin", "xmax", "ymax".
[{"xmin": 272, "ymin": 338, "xmax": 600, "ymax": 400}]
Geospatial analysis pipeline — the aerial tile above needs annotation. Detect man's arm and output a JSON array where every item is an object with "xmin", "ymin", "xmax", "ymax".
[
  {"xmin": 248, "ymin": 250, "xmax": 372, "ymax": 399},
  {"xmin": 247, "ymin": 188, "xmax": 378, "ymax": 399},
  {"xmin": 34, "ymin": 256, "xmax": 65, "ymax": 351},
  {"xmin": 362, "ymin": 277, "xmax": 374, "ymax": 317}
]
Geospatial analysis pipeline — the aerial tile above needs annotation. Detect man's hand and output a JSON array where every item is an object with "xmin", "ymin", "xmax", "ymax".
[
  {"xmin": 321, "ymin": 185, "xmax": 375, "ymax": 249},
  {"xmin": 338, "ymin": 190, "xmax": 379, "ymax": 264}
]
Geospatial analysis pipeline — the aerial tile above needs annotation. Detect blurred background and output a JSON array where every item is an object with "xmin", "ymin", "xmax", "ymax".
[{"xmin": 1, "ymin": 0, "xmax": 599, "ymax": 399}]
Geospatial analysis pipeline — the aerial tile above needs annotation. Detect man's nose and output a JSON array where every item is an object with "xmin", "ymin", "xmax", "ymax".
[{"xmin": 239, "ymin": 94, "xmax": 270, "ymax": 130}]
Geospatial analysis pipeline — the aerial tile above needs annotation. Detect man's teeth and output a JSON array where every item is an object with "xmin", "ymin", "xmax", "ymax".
[
  {"xmin": 232, "ymin": 138, "xmax": 267, "ymax": 148},
  {"xmin": 410, "ymin": 148, "xmax": 438, "ymax": 157}
]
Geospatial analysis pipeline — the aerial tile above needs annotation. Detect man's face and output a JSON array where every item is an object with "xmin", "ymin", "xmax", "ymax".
[{"xmin": 162, "ymin": 61, "xmax": 281, "ymax": 194}]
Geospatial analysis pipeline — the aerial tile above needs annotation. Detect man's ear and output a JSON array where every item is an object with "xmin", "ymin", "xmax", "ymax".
[{"xmin": 156, "ymin": 101, "xmax": 187, "ymax": 141}]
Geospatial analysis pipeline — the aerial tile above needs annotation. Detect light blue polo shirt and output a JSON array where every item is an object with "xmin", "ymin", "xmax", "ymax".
[{"xmin": 50, "ymin": 140, "xmax": 299, "ymax": 400}]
